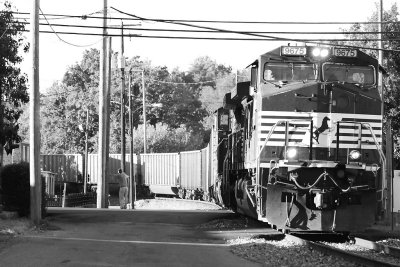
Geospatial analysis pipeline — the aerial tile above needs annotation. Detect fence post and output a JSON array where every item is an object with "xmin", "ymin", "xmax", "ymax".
[{"xmin": 62, "ymin": 183, "xmax": 67, "ymax": 208}]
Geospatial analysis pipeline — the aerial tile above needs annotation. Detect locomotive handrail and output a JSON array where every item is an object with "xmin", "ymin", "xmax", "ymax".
[
  {"xmin": 257, "ymin": 120, "xmax": 286, "ymax": 162},
  {"xmin": 213, "ymin": 138, "xmax": 228, "ymax": 154},
  {"xmin": 361, "ymin": 123, "xmax": 386, "ymax": 162},
  {"xmin": 255, "ymin": 120, "xmax": 284, "ymax": 215},
  {"xmin": 256, "ymin": 118, "xmax": 314, "ymax": 162},
  {"xmin": 362, "ymin": 122, "xmax": 387, "ymax": 206},
  {"xmin": 335, "ymin": 121, "xmax": 385, "ymax": 165},
  {"xmin": 336, "ymin": 121, "xmax": 386, "ymax": 205}
]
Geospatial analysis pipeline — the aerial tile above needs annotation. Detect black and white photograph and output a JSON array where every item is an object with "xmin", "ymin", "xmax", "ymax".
[{"xmin": 0, "ymin": 0, "xmax": 400, "ymax": 266}]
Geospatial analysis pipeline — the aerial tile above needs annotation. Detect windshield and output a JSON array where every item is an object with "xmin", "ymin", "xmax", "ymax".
[
  {"xmin": 323, "ymin": 64, "xmax": 375, "ymax": 85},
  {"xmin": 263, "ymin": 63, "xmax": 317, "ymax": 81}
]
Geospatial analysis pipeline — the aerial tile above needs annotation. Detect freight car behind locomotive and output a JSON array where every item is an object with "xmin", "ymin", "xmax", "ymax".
[{"xmin": 210, "ymin": 45, "xmax": 385, "ymax": 233}]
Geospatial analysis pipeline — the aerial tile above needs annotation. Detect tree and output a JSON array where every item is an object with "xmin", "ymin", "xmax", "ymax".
[
  {"xmin": 0, "ymin": 1, "xmax": 29, "ymax": 164},
  {"xmin": 36, "ymin": 48, "xmax": 237, "ymax": 154},
  {"xmin": 341, "ymin": 3, "xmax": 400, "ymax": 162},
  {"xmin": 37, "ymin": 49, "xmax": 100, "ymax": 154}
]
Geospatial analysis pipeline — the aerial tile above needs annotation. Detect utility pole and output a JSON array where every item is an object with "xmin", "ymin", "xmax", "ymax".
[
  {"xmin": 128, "ymin": 70, "xmax": 135, "ymax": 208},
  {"xmin": 120, "ymin": 21, "xmax": 126, "ymax": 172},
  {"xmin": 142, "ymin": 71, "xmax": 147, "ymax": 154},
  {"xmin": 377, "ymin": 0, "xmax": 389, "ymax": 223},
  {"xmin": 386, "ymin": 120, "xmax": 394, "ymax": 229},
  {"xmin": 83, "ymin": 108, "xmax": 89, "ymax": 194},
  {"xmin": 30, "ymin": 0, "xmax": 41, "ymax": 224},
  {"xmin": 97, "ymin": 0, "xmax": 108, "ymax": 208},
  {"xmin": 105, "ymin": 37, "xmax": 112, "ymax": 208}
]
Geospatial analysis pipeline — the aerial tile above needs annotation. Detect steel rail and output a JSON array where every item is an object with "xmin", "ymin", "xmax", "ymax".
[
  {"xmin": 354, "ymin": 237, "xmax": 400, "ymax": 258},
  {"xmin": 285, "ymin": 234, "xmax": 399, "ymax": 267}
]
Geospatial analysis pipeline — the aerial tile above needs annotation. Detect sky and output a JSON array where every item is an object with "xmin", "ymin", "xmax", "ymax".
[{"xmin": 5, "ymin": 0, "xmax": 399, "ymax": 90}]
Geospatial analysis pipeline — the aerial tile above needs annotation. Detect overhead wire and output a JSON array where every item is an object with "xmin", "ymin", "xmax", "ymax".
[
  {"xmin": 109, "ymin": 7, "xmax": 400, "ymax": 52},
  {"xmin": 12, "ymin": 10, "xmax": 400, "ymax": 49},
  {"xmin": 11, "ymin": 21, "xmax": 400, "ymax": 35},
  {"xmin": 14, "ymin": 20, "xmax": 400, "ymax": 45},
  {"xmin": 12, "ymin": 11, "xmax": 400, "ymax": 25},
  {"xmin": 38, "ymin": 7, "xmax": 105, "ymax": 48},
  {"xmin": 15, "ymin": 29, "xmax": 400, "ymax": 42}
]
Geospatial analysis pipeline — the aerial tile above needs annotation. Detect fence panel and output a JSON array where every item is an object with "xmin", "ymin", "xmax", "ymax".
[
  {"xmin": 41, "ymin": 154, "xmax": 82, "ymax": 182},
  {"xmin": 87, "ymin": 154, "xmax": 138, "ymax": 184},
  {"xmin": 141, "ymin": 153, "xmax": 179, "ymax": 186},
  {"xmin": 180, "ymin": 150, "xmax": 202, "ymax": 190},
  {"xmin": 201, "ymin": 146, "xmax": 209, "ymax": 191},
  {"xmin": 42, "ymin": 171, "xmax": 56, "ymax": 196}
]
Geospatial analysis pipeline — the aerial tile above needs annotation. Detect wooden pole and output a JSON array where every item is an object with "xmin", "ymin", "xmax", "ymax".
[
  {"xmin": 30, "ymin": 0, "xmax": 41, "ymax": 224},
  {"xmin": 97, "ymin": 0, "xmax": 108, "ymax": 208},
  {"xmin": 83, "ymin": 109, "xmax": 89, "ymax": 194},
  {"xmin": 105, "ymin": 37, "xmax": 112, "ymax": 208},
  {"xmin": 120, "ymin": 21, "xmax": 126, "ymax": 172},
  {"xmin": 378, "ymin": 0, "xmax": 389, "ymax": 223},
  {"xmin": 128, "ymin": 70, "xmax": 135, "ymax": 209},
  {"xmin": 142, "ymin": 71, "xmax": 147, "ymax": 154},
  {"xmin": 386, "ymin": 120, "xmax": 393, "ymax": 228}
]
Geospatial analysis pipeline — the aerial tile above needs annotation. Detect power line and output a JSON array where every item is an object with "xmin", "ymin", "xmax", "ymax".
[
  {"xmin": 18, "ymin": 29, "xmax": 400, "ymax": 43},
  {"xmin": 109, "ymin": 7, "xmax": 400, "ymax": 52},
  {"xmin": 39, "ymin": 7, "xmax": 105, "ymax": 48},
  {"xmin": 13, "ymin": 11, "xmax": 400, "ymax": 25},
  {"xmin": 14, "ymin": 29, "xmax": 400, "ymax": 44},
  {"xmin": 12, "ymin": 21, "xmax": 400, "ymax": 35},
  {"xmin": 12, "ymin": 10, "xmax": 400, "ymax": 51}
]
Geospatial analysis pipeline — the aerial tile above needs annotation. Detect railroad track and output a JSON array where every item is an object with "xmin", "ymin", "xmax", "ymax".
[{"xmin": 285, "ymin": 234, "xmax": 400, "ymax": 267}]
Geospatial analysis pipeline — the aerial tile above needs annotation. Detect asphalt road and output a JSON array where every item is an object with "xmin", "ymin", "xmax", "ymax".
[{"xmin": 0, "ymin": 208, "xmax": 268, "ymax": 266}]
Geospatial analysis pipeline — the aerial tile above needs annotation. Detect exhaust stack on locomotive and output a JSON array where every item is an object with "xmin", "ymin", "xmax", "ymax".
[{"xmin": 211, "ymin": 45, "xmax": 385, "ymax": 232}]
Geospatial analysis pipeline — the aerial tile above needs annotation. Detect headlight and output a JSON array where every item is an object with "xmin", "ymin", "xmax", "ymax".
[
  {"xmin": 312, "ymin": 47, "xmax": 330, "ymax": 58},
  {"xmin": 320, "ymin": 49, "xmax": 329, "ymax": 57},
  {"xmin": 349, "ymin": 150, "xmax": 361, "ymax": 160},
  {"xmin": 312, "ymin": 48, "xmax": 321, "ymax": 57},
  {"xmin": 286, "ymin": 148, "xmax": 297, "ymax": 159}
]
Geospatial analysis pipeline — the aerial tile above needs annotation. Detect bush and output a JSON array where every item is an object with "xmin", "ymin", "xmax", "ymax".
[
  {"xmin": 0, "ymin": 162, "xmax": 47, "ymax": 218},
  {"xmin": 0, "ymin": 162, "xmax": 30, "ymax": 216}
]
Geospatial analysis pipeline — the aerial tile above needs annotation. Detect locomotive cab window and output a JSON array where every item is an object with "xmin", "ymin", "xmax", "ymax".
[
  {"xmin": 263, "ymin": 63, "xmax": 317, "ymax": 82},
  {"xmin": 323, "ymin": 63, "xmax": 375, "ymax": 85}
]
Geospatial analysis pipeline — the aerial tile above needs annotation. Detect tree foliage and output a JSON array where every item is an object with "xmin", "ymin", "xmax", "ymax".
[
  {"xmin": 0, "ymin": 1, "xmax": 29, "ymax": 158},
  {"xmin": 21, "ymin": 47, "xmax": 242, "ymax": 154},
  {"xmin": 341, "ymin": 3, "xmax": 400, "ymax": 162}
]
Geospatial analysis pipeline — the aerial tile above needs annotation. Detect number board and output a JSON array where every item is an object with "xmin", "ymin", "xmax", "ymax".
[
  {"xmin": 281, "ymin": 46, "xmax": 307, "ymax": 56},
  {"xmin": 334, "ymin": 48, "xmax": 357, "ymax": 57}
]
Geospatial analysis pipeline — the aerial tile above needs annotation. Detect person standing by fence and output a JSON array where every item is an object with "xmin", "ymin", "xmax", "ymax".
[{"xmin": 117, "ymin": 169, "xmax": 129, "ymax": 209}]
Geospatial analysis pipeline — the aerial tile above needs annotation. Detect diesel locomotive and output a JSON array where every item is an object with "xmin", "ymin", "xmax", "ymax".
[{"xmin": 211, "ymin": 45, "xmax": 385, "ymax": 232}]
